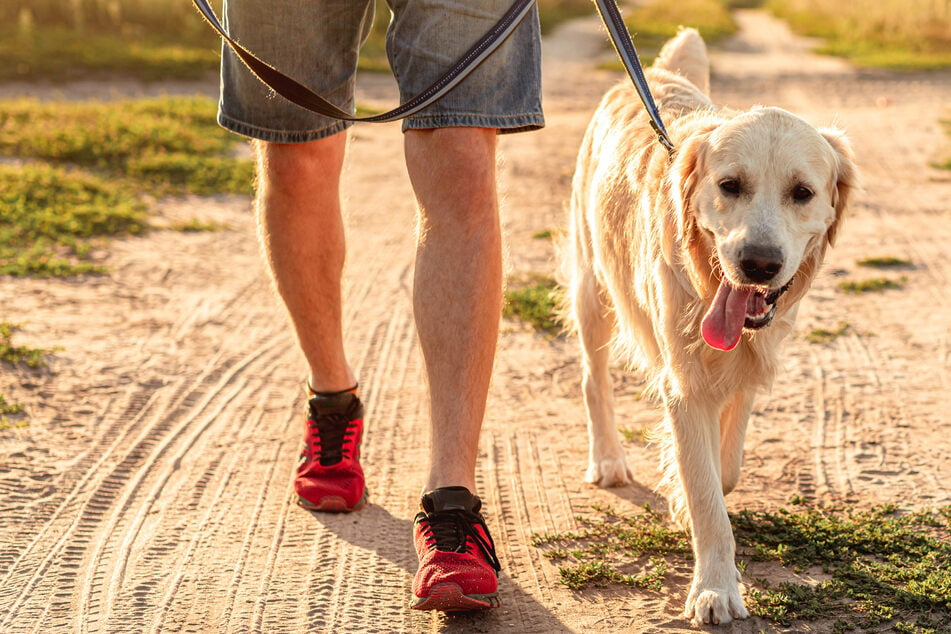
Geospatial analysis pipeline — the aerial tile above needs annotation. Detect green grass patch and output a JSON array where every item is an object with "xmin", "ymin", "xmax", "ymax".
[
  {"xmin": 0, "ymin": 26, "xmax": 219, "ymax": 82},
  {"xmin": 168, "ymin": 218, "xmax": 229, "ymax": 233},
  {"xmin": 0, "ymin": 321, "xmax": 50, "ymax": 425},
  {"xmin": 768, "ymin": 0, "xmax": 951, "ymax": 70},
  {"xmin": 857, "ymin": 256, "xmax": 913, "ymax": 269},
  {"xmin": 0, "ymin": 163, "xmax": 147, "ymax": 277},
  {"xmin": 0, "ymin": 97, "xmax": 253, "ymax": 196},
  {"xmin": 838, "ymin": 277, "xmax": 906, "ymax": 294},
  {"xmin": 532, "ymin": 229, "xmax": 554, "ymax": 240},
  {"xmin": 534, "ymin": 503, "xmax": 951, "ymax": 631},
  {"xmin": 1, "ymin": 323, "xmax": 49, "ymax": 368},
  {"xmin": 806, "ymin": 321, "xmax": 851, "ymax": 344},
  {"xmin": 503, "ymin": 274, "xmax": 564, "ymax": 335}
]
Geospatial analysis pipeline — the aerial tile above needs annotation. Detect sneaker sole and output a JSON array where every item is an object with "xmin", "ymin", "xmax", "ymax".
[
  {"xmin": 297, "ymin": 488, "xmax": 368, "ymax": 513},
  {"xmin": 411, "ymin": 582, "xmax": 501, "ymax": 612}
]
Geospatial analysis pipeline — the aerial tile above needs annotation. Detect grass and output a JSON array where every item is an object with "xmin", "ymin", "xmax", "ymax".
[
  {"xmin": 0, "ymin": 97, "xmax": 253, "ymax": 196},
  {"xmin": 806, "ymin": 321, "xmax": 851, "ymax": 344},
  {"xmin": 0, "ymin": 25, "xmax": 219, "ymax": 82},
  {"xmin": 0, "ymin": 322, "xmax": 50, "ymax": 425},
  {"xmin": 534, "ymin": 502, "xmax": 951, "ymax": 631},
  {"xmin": 533, "ymin": 229, "xmax": 554, "ymax": 240},
  {"xmin": 838, "ymin": 277, "xmax": 906, "ymax": 294},
  {"xmin": 1, "ymin": 0, "xmax": 219, "ymax": 81},
  {"xmin": 503, "ymin": 274, "xmax": 564, "ymax": 335},
  {"xmin": 0, "ymin": 96, "xmax": 252, "ymax": 276},
  {"xmin": 1, "ymin": 323, "xmax": 49, "ymax": 368},
  {"xmin": 857, "ymin": 256, "xmax": 913, "ymax": 269},
  {"xmin": 0, "ymin": 163, "xmax": 147, "ymax": 277},
  {"xmin": 767, "ymin": 0, "xmax": 951, "ymax": 70},
  {"xmin": 168, "ymin": 218, "xmax": 229, "ymax": 233}
]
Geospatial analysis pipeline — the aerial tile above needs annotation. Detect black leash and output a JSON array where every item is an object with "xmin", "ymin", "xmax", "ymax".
[
  {"xmin": 592, "ymin": 0, "xmax": 675, "ymax": 154},
  {"xmin": 191, "ymin": 0, "xmax": 536, "ymax": 123},
  {"xmin": 193, "ymin": 0, "xmax": 674, "ymax": 152}
]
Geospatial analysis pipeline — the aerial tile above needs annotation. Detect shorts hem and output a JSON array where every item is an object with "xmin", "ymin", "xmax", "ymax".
[
  {"xmin": 217, "ymin": 112, "xmax": 353, "ymax": 143},
  {"xmin": 401, "ymin": 113, "xmax": 545, "ymax": 134}
]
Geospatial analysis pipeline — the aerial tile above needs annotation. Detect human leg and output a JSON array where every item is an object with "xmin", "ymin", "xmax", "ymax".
[
  {"xmin": 404, "ymin": 127, "xmax": 501, "ymax": 494},
  {"xmin": 254, "ymin": 136, "xmax": 356, "ymax": 393}
]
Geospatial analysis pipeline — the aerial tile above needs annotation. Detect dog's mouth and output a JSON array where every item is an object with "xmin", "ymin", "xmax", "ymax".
[{"xmin": 700, "ymin": 278, "xmax": 792, "ymax": 351}]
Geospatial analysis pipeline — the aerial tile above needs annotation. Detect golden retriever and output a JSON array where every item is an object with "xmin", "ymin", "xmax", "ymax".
[{"xmin": 564, "ymin": 29, "xmax": 857, "ymax": 625}]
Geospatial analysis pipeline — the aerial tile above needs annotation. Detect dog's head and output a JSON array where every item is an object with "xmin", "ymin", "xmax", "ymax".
[{"xmin": 671, "ymin": 107, "xmax": 858, "ymax": 351}]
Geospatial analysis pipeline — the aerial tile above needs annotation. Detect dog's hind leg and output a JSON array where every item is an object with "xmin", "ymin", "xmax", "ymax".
[
  {"xmin": 573, "ymin": 271, "xmax": 632, "ymax": 487},
  {"xmin": 719, "ymin": 390, "xmax": 755, "ymax": 495}
]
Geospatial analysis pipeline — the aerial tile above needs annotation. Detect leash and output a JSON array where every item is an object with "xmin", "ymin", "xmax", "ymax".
[
  {"xmin": 191, "ymin": 0, "xmax": 536, "ymax": 123},
  {"xmin": 592, "ymin": 0, "xmax": 675, "ymax": 154},
  {"xmin": 193, "ymin": 0, "xmax": 674, "ymax": 153}
]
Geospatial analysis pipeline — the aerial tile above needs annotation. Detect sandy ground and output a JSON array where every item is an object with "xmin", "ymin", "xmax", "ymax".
[{"xmin": 2, "ymin": 9, "xmax": 950, "ymax": 633}]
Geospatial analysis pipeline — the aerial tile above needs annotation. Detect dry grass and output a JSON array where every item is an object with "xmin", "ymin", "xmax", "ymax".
[{"xmin": 768, "ymin": 0, "xmax": 951, "ymax": 69}]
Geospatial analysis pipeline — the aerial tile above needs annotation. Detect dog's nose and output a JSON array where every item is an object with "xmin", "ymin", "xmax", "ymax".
[{"xmin": 740, "ymin": 245, "xmax": 784, "ymax": 283}]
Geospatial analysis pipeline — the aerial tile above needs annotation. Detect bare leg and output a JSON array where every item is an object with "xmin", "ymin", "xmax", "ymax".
[
  {"xmin": 254, "ymin": 133, "xmax": 357, "ymax": 393},
  {"xmin": 404, "ymin": 128, "xmax": 501, "ymax": 494}
]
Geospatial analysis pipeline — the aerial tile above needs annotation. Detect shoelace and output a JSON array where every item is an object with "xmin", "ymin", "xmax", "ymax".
[
  {"xmin": 310, "ymin": 411, "xmax": 356, "ymax": 467},
  {"xmin": 419, "ymin": 510, "xmax": 502, "ymax": 573}
]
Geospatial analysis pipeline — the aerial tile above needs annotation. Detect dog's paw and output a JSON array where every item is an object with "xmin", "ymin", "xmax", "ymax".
[
  {"xmin": 684, "ymin": 583, "xmax": 748, "ymax": 626},
  {"xmin": 585, "ymin": 455, "xmax": 634, "ymax": 487}
]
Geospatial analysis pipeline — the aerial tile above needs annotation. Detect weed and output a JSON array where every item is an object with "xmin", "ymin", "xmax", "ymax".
[
  {"xmin": 0, "ymin": 323, "xmax": 48, "ymax": 368},
  {"xmin": 503, "ymin": 275, "xmax": 564, "ymax": 335},
  {"xmin": 806, "ymin": 321, "xmax": 851, "ymax": 344},
  {"xmin": 535, "ymin": 503, "xmax": 951, "ymax": 631},
  {"xmin": 168, "ymin": 219, "xmax": 229, "ymax": 233},
  {"xmin": 0, "ymin": 322, "xmax": 49, "ymax": 425},
  {"xmin": 532, "ymin": 229, "xmax": 554, "ymax": 240},
  {"xmin": 0, "ymin": 394, "xmax": 23, "ymax": 417},
  {"xmin": 0, "ymin": 163, "xmax": 147, "ymax": 277},
  {"xmin": 838, "ymin": 277, "xmax": 906, "ymax": 294},
  {"xmin": 857, "ymin": 256, "xmax": 913, "ymax": 269},
  {"xmin": 768, "ymin": 0, "xmax": 951, "ymax": 70},
  {"xmin": 0, "ymin": 97, "xmax": 253, "ymax": 196}
]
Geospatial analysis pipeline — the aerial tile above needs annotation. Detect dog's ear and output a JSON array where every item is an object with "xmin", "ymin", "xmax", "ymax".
[
  {"xmin": 819, "ymin": 127, "xmax": 859, "ymax": 247},
  {"xmin": 668, "ymin": 126, "xmax": 714, "ymax": 240}
]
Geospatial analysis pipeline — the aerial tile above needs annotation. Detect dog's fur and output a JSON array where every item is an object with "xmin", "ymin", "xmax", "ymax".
[{"xmin": 564, "ymin": 29, "xmax": 857, "ymax": 625}]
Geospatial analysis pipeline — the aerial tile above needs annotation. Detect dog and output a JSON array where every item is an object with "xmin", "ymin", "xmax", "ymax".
[{"xmin": 564, "ymin": 29, "xmax": 857, "ymax": 625}]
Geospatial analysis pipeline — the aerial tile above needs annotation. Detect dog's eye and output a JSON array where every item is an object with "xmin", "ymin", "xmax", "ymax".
[
  {"xmin": 792, "ymin": 185, "xmax": 814, "ymax": 202},
  {"xmin": 719, "ymin": 179, "xmax": 741, "ymax": 196}
]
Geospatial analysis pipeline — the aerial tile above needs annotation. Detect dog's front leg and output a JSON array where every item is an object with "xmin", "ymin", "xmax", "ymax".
[{"xmin": 667, "ymin": 399, "xmax": 748, "ymax": 626}]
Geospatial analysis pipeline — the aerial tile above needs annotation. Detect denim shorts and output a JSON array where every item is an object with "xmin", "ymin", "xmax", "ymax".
[{"xmin": 218, "ymin": 0, "xmax": 545, "ymax": 142}]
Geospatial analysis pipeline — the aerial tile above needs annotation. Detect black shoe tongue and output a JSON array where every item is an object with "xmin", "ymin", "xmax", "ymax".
[{"xmin": 422, "ymin": 486, "xmax": 481, "ymax": 514}]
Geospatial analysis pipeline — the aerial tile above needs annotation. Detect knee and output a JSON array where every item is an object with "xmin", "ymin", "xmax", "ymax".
[
  {"xmin": 255, "ymin": 133, "xmax": 347, "ymax": 192},
  {"xmin": 406, "ymin": 128, "xmax": 499, "ymax": 230}
]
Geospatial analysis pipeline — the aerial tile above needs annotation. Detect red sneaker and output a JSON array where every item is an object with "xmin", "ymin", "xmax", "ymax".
[
  {"xmin": 411, "ymin": 486, "xmax": 502, "ymax": 611},
  {"xmin": 294, "ymin": 390, "xmax": 367, "ymax": 512}
]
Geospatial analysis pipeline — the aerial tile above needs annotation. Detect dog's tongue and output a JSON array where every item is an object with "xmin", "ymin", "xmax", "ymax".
[{"xmin": 701, "ymin": 281, "xmax": 754, "ymax": 351}]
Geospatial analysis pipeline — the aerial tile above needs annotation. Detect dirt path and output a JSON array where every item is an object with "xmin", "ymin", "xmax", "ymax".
[{"xmin": 2, "ymin": 9, "xmax": 950, "ymax": 633}]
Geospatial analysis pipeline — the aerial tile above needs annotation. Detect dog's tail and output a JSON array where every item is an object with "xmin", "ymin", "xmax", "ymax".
[{"xmin": 652, "ymin": 28, "xmax": 709, "ymax": 96}]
